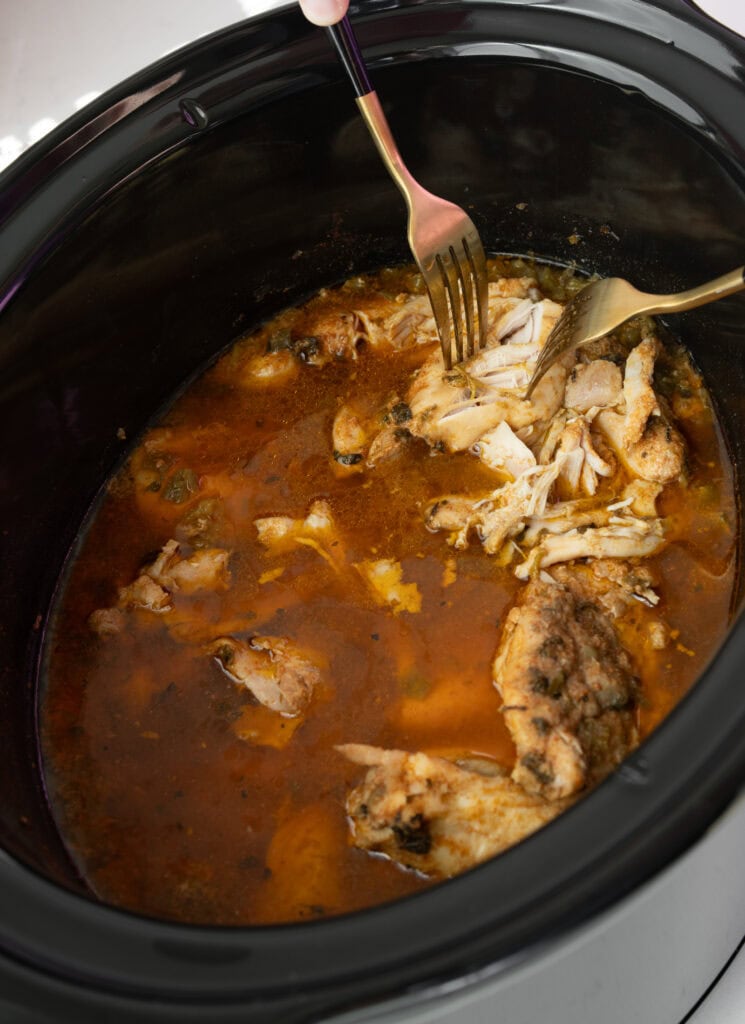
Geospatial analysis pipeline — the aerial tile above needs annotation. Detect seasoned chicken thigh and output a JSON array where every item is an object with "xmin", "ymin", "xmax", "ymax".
[
  {"xmin": 339, "ymin": 744, "xmax": 567, "ymax": 877},
  {"xmin": 493, "ymin": 578, "xmax": 639, "ymax": 800}
]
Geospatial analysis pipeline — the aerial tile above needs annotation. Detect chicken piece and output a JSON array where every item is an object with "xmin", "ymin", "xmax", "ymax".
[
  {"xmin": 522, "ymin": 498, "xmax": 612, "ymax": 545},
  {"xmin": 331, "ymin": 403, "xmax": 369, "ymax": 472},
  {"xmin": 339, "ymin": 744, "xmax": 568, "ymax": 877},
  {"xmin": 425, "ymin": 494, "xmax": 488, "ymax": 549},
  {"xmin": 299, "ymin": 289, "xmax": 440, "ymax": 363},
  {"xmin": 354, "ymin": 559, "xmax": 422, "ymax": 615},
  {"xmin": 90, "ymin": 539, "xmax": 231, "ymax": 631},
  {"xmin": 515, "ymin": 515, "xmax": 665, "ymax": 579},
  {"xmin": 254, "ymin": 500, "xmax": 344, "ymax": 571},
  {"xmin": 622, "ymin": 479, "xmax": 663, "ymax": 517},
  {"xmin": 471, "ymin": 421, "xmax": 536, "ymax": 479},
  {"xmin": 622, "ymin": 336, "xmax": 660, "ymax": 447},
  {"xmin": 554, "ymin": 417, "xmax": 614, "ymax": 497},
  {"xmin": 148, "ymin": 542, "xmax": 231, "ymax": 594},
  {"xmin": 391, "ymin": 280, "xmax": 554, "ymax": 353},
  {"xmin": 535, "ymin": 410, "xmax": 568, "ymax": 465},
  {"xmin": 551, "ymin": 559, "xmax": 659, "ymax": 617},
  {"xmin": 406, "ymin": 352, "xmax": 526, "ymax": 451},
  {"xmin": 208, "ymin": 635, "xmax": 321, "ymax": 716},
  {"xmin": 426, "ymin": 458, "xmax": 563, "ymax": 554},
  {"xmin": 362, "ymin": 293, "xmax": 439, "ymax": 350},
  {"xmin": 127, "ymin": 540, "xmax": 230, "ymax": 605},
  {"xmin": 594, "ymin": 338, "xmax": 685, "ymax": 484},
  {"xmin": 565, "ymin": 360, "xmax": 623, "ymax": 414},
  {"xmin": 366, "ymin": 421, "xmax": 411, "ymax": 466},
  {"xmin": 241, "ymin": 349, "xmax": 299, "ymax": 387},
  {"xmin": 175, "ymin": 496, "xmax": 229, "ymax": 549},
  {"xmin": 290, "ymin": 311, "xmax": 363, "ymax": 364},
  {"xmin": 405, "ymin": 297, "xmax": 567, "ymax": 453},
  {"xmin": 595, "ymin": 407, "xmax": 684, "ymax": 484},
  {"xmin": 338, "ymin": 397, "xmax": 412, "ymax": 469},
  {"xmin": 493, "ymin": 579, "xmax": 639, "ymax": 799},
  {"xmin": 117, "ymin": 571, "xmax": 172, "ymax": 612}
]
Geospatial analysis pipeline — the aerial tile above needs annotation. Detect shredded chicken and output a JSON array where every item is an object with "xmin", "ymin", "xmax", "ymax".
[
  {"xmin": 471, "ymin": 421, "xmax": 536, "ymax": 479},
  {"xmin": 410, "ymin": 354, "xmax": 568, "ymax": 453},
  {"xmin": 208, "ymin": 635, "xmax": 321, "ymax": 716},
  {"xmin": 554, "ymin": 417, "xmax": 614, "ymax": 497},
  {"xmin": 426, "ymin": 458, "xmax": 564, "ymax": 554},
  {"xmin": 404, "ymin": 295, "xmax": 567, "ymax": 453},
  {"xmin": 515, "ymin": 515, "xmax": 665, "ymax": 579},
  {"xmin": 338, "ymin": 744, "xmax": 567, "ymax": 877},
  {"xmin": 492, "ymin": 579, "xmax": 639, "ymax": 799}
]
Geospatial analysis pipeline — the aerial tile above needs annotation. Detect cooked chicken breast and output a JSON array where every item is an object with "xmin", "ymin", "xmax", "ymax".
[
  {"xmin": 426, "ymin": 458, "xmax": 563, "ymax": 554},
  {"xmin": 492, "ymin": 578, "xmax": 639, "ymax": 800},
  {"xmin": 208, "ymin": 635, "xmax": 321, "ymax": 716},
  {"xmin": 338, "ymin": 744, "xmax": 568, "ymax": 877},
  {"xmin": 594, "ymin": 337, "xmax": 685, "ymax": 484}
]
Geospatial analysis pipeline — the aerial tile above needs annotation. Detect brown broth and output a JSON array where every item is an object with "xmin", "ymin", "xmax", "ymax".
[{"xmin": 41, "ymin": 262, "xmax": 738, "ymax": 925}]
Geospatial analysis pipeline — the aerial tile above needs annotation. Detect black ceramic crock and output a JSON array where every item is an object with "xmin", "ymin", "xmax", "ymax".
[{"xmin": 0, "ymin": 1, "xmax": 744, "ymax": 1021}]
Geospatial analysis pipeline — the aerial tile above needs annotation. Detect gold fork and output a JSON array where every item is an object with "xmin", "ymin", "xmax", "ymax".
[
  {"xmin": 323, "ymin": 15, "xmax": 489, "ymax": 369},
  {"xmin": 525, "ymin": 266, "xmax": 745, "ymax": 398}
]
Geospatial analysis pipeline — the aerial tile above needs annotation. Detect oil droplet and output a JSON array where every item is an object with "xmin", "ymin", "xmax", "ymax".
[{"xmin": 179, "ymin": 98, "xmax": 209, "ymax": 130}]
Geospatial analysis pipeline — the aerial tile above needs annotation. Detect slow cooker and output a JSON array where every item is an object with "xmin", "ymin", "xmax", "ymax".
[{"xmin": 1, "ymin": 1, "xmax": 745, "ymax": 1020}]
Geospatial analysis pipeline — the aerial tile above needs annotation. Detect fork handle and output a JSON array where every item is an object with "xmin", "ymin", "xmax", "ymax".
[
  {"xmin": 326, "ymin": 18, "xmax": 372, "ymax": 97},
  {"xmin": 326, "ymin": 18, "xmax": 419, "ymax": 205},
  {"xmin": 644, "ymin": 266, "xmax": 745, "ymax": 315}
]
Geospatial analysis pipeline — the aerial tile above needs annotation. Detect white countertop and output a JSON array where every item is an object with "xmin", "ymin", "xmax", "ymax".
[{"xmin": 1, "ymin": 2, "xmax": 744, "ymax": 1021}]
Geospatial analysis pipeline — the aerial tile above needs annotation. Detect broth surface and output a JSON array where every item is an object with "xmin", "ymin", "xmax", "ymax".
[{"xmin": 42, "ymin": 259, "xmax": 737, "ymax": 924}]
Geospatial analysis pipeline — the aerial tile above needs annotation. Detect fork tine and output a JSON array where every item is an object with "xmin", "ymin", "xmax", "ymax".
[
  {"xmin": 422, "ymin": 262, "xmax": 454, "ymax": 370},
  {"xmin": 524, "ymin": 323, "xmax": 564, "ymax": 399},
  {"xmin": 438, "ymin": 249, "xmax": 465, "ymax": 365},
  {"xmin": 463, "ymin": 232, "xmax": 489, "ymax": 353},
  {"xmin": 456, "ymin": 242, "xmax": 476, "ymax": 360},
  {"xmin": 525, "ymin": 288, "xmax": 590, "ymax": 398}
]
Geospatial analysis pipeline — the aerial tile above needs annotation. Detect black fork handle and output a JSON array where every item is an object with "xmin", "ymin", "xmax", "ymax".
[{"xmin": 326, "ymin": 16, "xmax": 373, "ymax": 97}]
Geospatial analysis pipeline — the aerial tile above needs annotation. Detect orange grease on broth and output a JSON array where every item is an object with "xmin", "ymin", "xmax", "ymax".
[{"xmin": 41, "ymin": 263, "xmax": 737, "ymax": 925}]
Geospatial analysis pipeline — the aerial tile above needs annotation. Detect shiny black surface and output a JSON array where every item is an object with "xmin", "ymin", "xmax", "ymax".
[{"xmin": 0, "ymin": 0, "xmax": 744, "ymax": 1020}]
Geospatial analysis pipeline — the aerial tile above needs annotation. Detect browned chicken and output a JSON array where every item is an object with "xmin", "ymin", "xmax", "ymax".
[
  {"xmin": 492, "ymin": 578, "xmax": 639, "ymax": 800},
  {"xmin": 339, "ymin": 744, "xmax": 568, "ymax": 877}
]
